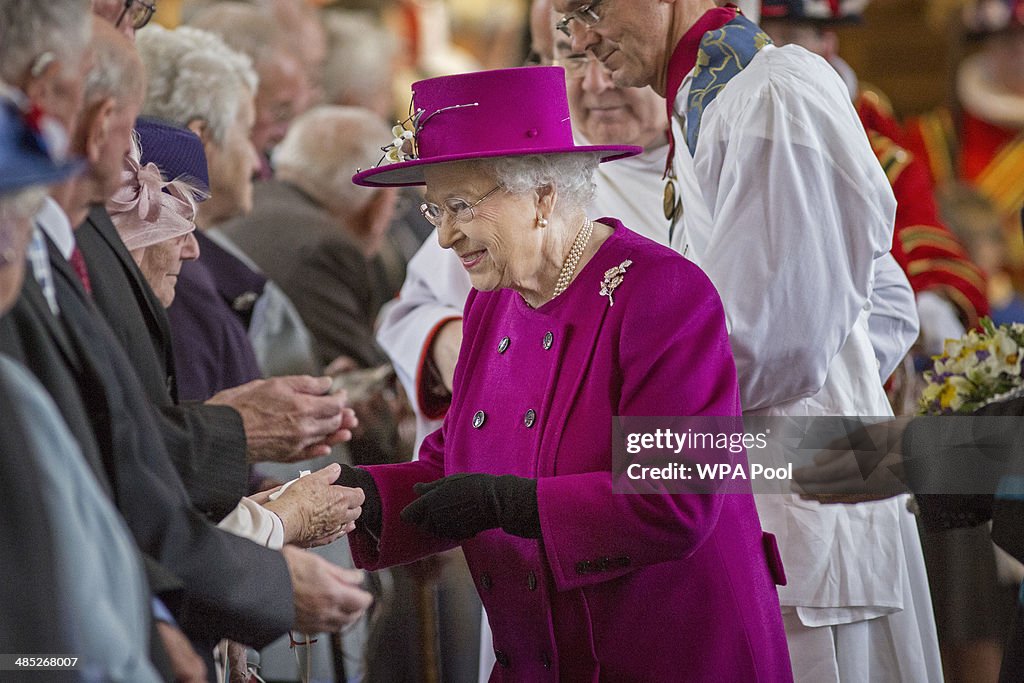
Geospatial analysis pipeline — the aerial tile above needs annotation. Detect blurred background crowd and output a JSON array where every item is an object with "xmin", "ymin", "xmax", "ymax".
[{"xmin": 1, "ymin": 0, "xmax": 1023, "ymax": 681}]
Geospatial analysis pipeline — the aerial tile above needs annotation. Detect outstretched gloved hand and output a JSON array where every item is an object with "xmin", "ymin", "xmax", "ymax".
[{"xmin": 400, "ymin": 473, "xmax": 540, "ymax": 541}]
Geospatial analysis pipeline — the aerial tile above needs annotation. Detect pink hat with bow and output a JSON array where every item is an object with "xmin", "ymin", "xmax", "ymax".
[
  {"xmin": 352, "ymin": 66, "xmax": 640, "ymax": 188},
  {"xmin": 107, "ymin": 153, "xmax": 197, "ymax": 251}
]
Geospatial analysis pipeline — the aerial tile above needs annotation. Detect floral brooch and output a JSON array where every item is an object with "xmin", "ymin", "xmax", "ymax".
[
  {"xmin": 381, "ymin": 108, "xmax": 424, "ymax": 164},
  {"xmin": 375, "ymin": 102, "xmax": 481, "ymax": 167},
  {"xmin": 600, "ymin": 259, "xmax": 633, "ymax": 307}
]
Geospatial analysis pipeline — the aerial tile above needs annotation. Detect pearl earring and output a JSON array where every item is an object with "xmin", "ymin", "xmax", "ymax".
[{"xmin": 537, "ymin": 217, "xmax": 548, "ymax": 228}]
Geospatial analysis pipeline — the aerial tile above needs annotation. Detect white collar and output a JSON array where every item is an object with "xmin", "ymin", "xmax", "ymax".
[{"xmin": 34, "ymin": 196, "xmax": 75, "ymax": 260}]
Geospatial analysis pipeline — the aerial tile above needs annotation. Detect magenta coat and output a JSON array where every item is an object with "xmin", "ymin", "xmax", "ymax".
[{"xmin": 350, "ymin": 222, "xmax": 792, "ymax": 681}]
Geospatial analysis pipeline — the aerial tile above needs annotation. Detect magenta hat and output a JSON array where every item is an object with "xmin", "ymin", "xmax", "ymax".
[{"xmin": 352, "ymin": 66, "xmax": 641, "ymax": 188}]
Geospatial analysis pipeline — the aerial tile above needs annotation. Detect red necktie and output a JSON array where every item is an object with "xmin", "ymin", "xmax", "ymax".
[{"xmin": 68, "ymin": 246, "xmax": 92, "ymax": 295}]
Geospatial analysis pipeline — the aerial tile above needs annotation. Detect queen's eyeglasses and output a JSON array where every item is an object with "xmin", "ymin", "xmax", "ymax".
[{"xmin": 419, "ymin": 185, "xmax": 503, "ymax": 227}]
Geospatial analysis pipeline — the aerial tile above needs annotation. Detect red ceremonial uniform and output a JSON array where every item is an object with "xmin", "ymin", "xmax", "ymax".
[{"xmin": 859, "ymin": 91, "xmax": 990, "ymax": 328}]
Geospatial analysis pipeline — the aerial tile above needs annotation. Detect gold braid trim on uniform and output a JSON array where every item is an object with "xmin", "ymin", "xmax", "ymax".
[
  {"xmin": 915, "ymin": 109, "xmax": 957, "ymax": 187},
  {"xmin": 899, "ymin": 225, "xmax": 969, "ymax": 256},
  {"xmin": 869, "ymin": 132, "xmax": 912, "ymax": 185},
  {"xmin": 906, "ymin": 258, "xmax": 989, "ymax": 293},
  {"xmin": 975, "ymin": 131, "xmax": 1024, "ymax": 215}
]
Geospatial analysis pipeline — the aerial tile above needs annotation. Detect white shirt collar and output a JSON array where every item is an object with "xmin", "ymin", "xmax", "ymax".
[{"xmin": 34, "ymin": 196, "xmax": 75, "ymax": 260}]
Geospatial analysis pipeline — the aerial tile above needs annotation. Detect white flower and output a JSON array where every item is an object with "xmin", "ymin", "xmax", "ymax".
[{"xmin": 919, "ymin": 317, "xmax": 1024, "ymax": 415}]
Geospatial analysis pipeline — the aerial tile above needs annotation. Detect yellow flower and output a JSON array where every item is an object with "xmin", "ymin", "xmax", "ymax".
[{"xmin": 921, "ymin": 382, "xmax": 943, "ymax": 403}]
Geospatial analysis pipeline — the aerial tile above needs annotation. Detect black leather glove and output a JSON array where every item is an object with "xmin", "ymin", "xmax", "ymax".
[
  {"xmin": 399, "ymin": 473, "xmax": 540, "ymax": 541},
  {"xmin": 337, "ymin": 464, "xmax": 382, "ymax": 539}
]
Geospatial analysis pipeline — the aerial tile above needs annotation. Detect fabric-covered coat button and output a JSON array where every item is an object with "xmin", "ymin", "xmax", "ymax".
[
  {"xmin": 473, "ymin": 410, "xmax": 486, "ymax": 429},
  {"xmin": 524, "ymin": 409, "xmax": 537, "ymax": 428},
  {"xmin": 542, "ymin": 331, "xmax": 554, "ymax": 349},
  {"xmin": 495, "ymin": 650, "xmax": 510, "ymax": 668},
  {"xmin": 528, "ymin": 571, "xmax": 538, "ymax": 591},
  {"xmin": 481, "ymin": 572, "xmax": 492, "ymax": 590},
  {"xmin": 498, "ymin": 336, "xmax": 510, "ymax": 353}
]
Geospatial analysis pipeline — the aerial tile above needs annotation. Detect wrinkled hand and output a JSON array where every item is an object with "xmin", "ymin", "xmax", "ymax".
[
  {"xmin": 400, "ymin": 473, "xmax": 539, "ymax": 541},
  {"xmin": 208, "ymin": 376, "xmax": 359, "ymax": 463},
  {"xmin": 263, "ymin": 464, "xmax": 364, "ymax": 547},
  {"xmin": 792, "ymin": 418, "xmax": 913, "ymax": 503},
  {"xmin": 156, "ymin": 621, "xmax": 207, "ymax": 683},
  {"xmin": 282, "ymin": 545, "xmax": 373, "ymax": 633}
]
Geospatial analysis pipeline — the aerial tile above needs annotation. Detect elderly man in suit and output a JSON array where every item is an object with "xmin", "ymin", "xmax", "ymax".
[
  {"xmin": 0, "ymin": 11, "xmax": 374, "ymax": 678},
  {"xmin": 0, "ymin": 80, "xmax": 165, "ymax": 681}
]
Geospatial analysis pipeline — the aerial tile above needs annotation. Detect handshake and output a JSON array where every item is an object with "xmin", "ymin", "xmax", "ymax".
[
  {"xmin": 207, "ymin": 376, "xmax": 373, "ymax": 633},
  {"xmin": 266, "ymin": 463, "xmax": 373, "ymax": 634}
]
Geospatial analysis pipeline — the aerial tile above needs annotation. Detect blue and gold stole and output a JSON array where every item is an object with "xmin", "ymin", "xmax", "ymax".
[{"xmin": 684, "ymin": 15, "xmax": 772, "ymax": 156}]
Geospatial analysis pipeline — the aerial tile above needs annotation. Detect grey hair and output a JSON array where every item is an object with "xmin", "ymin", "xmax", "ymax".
[
  {"xmin": 272, "ymin": 105, "xmax": 387, "ymax": 214},
  {"xmin": 83, "ymin": 24, "xmax": 146, "ymax": 110},
  {"xmin": 481, "ymin": 153, "xmax": 600, "ymax": 213},
  {"xmin": 322, "ymin": 12, "xmax": 396, "ymax": 106},
  {"xmin": 187, "ymin": 3, "xmax": 286, "ymax": 68},
  {"xmin": 136, "ymin": 25, "xmax": 258, "ymax": 146},
  {"xmin": 0, "ymin": 0, "xmax": 91, "ymax": 87}
]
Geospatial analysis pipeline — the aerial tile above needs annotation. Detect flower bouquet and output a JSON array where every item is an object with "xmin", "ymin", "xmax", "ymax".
[{"xmin": 918, "ymin": 318, "xmax": 1024, "ymax": 415}]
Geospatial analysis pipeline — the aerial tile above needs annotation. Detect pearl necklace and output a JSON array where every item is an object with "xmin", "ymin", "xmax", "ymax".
[{"xmin": 551, "ymin": 217, "xmax": 593, "ymax": 300}]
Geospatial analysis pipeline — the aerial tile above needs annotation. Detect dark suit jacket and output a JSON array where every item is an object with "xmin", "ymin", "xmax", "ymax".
[
  {"xmin": 219, "ymin": 180, "xmax": 388, "ymax": 368},
  {"xmin": 0, "ymin": 271, "xmax": 185, "ymax": 596},
  {"xmin": 77, "ymin": 205, "xmax": 248, "ymax": 520},
  {"xmin": 1, "ymin": 239, "xmax": 294, "ymax": 651}
]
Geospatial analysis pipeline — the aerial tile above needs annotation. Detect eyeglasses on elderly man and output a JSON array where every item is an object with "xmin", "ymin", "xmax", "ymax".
[
  {"xmin": 115, "ymin": 0, "xmax": 156, "ymax": 31},
  {"xmin": 556, "ymin": 0, "xmax": 609, "ymax": 36}
]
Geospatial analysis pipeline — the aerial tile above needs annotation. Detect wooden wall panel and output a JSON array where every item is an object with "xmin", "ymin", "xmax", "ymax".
[{"xmin": 836, "ymin": 0, "xmax": 959, "ymax": 119}]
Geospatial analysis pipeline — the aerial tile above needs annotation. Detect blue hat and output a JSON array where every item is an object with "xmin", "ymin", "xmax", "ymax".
[
  {"xmin": 0, "ymin": 98, "xmax": 83, "ymax": 196},
  {"xmin": 133, "ymin": 116, "xmax": 210, "ymax": 196}
]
